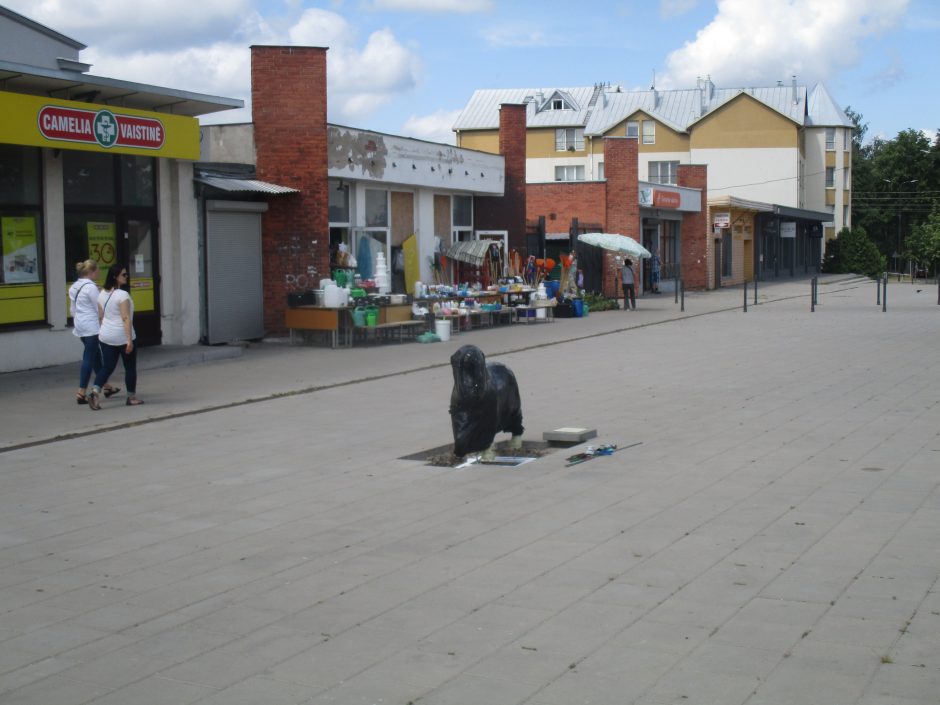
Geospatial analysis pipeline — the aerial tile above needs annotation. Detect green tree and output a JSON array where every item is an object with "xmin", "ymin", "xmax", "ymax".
[
  {"xmin": 822, "ymin": 226, "xmax": 886, "ymax": 278},
  {"xmin": 905, "ymin": 204, "xmax": 940, "ymax": 277},
  {"xmin": 851, "ymin": 124, "xmax": 939, "ymax": 261}
]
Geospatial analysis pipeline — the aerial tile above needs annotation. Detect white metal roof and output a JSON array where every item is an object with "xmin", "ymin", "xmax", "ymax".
[
  {"xmin": 454, "ymin": 81, "xmax": 844, "ymax": 136},
  {"xmin": 806, "ymin": 84, "xmax": 854, "ymax": 127}
]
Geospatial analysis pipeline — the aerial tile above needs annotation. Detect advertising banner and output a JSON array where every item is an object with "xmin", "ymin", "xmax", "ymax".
[
  {"xmin": 87, "ymin": 222, "xmax": 118, "ymax": 279},
  {"xmin": 2, "ymin": 216, "xmax": 39, "ymax": 283}
]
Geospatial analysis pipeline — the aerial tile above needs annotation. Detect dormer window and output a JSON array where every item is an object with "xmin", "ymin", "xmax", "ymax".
[{"xmin": 551, "ymin": 98, "xmax": 570, "ymax": 110}]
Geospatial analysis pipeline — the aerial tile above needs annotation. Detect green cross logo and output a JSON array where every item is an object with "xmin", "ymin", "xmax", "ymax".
[{"xmin": 93, "ymin": 110, "xmax": 118, "ymax": 148}]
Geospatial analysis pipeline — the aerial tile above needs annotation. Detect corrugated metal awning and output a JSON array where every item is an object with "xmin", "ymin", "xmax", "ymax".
[
  {"xmin": 195, "ymin": 175, "xmax": 299, "ymax": 195},
  {"xmin": 444, "ymin": 240, "xmax": 491, "ymax": 266}
]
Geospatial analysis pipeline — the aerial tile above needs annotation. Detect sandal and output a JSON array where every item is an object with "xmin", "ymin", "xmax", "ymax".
[
  {"xmin": 103, "ymin": 386, "xmax": 121, "ymax": 398},
  {"xmin": 125, "ymin": 397, "xmax": 145, "ymax": 406},
  {"xmin": 76, "ymin": 392, "xmax": 88, "ymax": 405},
  {"xmin": 88, "ymin": 390, "xmax": 101, "ymax": 411}
]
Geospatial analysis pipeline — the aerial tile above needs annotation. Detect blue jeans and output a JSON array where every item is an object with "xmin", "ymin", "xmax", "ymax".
[
  {"xmin": 79, "ymin": 335, "xmax": 102, "ymax": 389},
  {"xmin": 94, "ymin": 343, "xmax": 137, "ymax": 395}
]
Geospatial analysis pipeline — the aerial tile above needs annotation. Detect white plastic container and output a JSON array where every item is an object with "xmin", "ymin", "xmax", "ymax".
[
  {"xmin": 434, "ymin": 318, "xmax": 451, "ymax": 342},
  {"xmin": 536, "ymin": 307, "xmax": 547, "ymax": 319},
  {"xmin": 323, "ymin": 283, "xmax": 341, "ymax": 308}
]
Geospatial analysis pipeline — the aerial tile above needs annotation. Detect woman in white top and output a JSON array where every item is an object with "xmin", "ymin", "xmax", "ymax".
[
  {"xmin": 88, "ymin": 264, "xmax": 143, "ymax": 409},
  {"xmin": 67, "ymin": 259, "xmax": 119, "ymax": 405}
]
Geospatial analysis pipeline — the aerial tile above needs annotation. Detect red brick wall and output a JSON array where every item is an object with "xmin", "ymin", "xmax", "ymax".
[
  {"xmin": 525, "ymin": 182, "xmax": 606, "ymax": 225},
  {"xmin": 602, "ymin": 137, "xmax": 640, "ymax": 298},
  {"xmin": 677, "ymin": 164, "xmax": 708, "ymax": 290},
  {"xmin": 251, "ymin": 46, "xmax": 329, "ymax": 333},
  {"xmin": 474, "ymin": 104, "xmax": 527, "ymax": 251}
]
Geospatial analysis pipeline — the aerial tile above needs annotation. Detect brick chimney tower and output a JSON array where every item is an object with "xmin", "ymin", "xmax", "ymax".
[{"xmin": 250, "ymin": 45, "xmax": 329, "ymax": 332}]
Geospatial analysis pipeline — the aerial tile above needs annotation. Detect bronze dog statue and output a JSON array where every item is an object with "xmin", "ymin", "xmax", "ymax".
[{"xmin": 449, "ymin": 345, "xmax": 524, "ymax": 459}]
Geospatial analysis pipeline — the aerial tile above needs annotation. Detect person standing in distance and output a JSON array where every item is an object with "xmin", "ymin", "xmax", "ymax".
[
  {"xmin": 68, "ymin": 259, "xmax": 119, "ymax": 405},
  {"xmin": 621, "ymin": 258, "xmax": 636, "ymax": 310},
  {"xmin": 88, "ymin": 264, "xmax": 144, "ymax": 410}
]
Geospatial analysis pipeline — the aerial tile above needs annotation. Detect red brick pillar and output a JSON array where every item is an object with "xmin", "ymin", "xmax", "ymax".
[
  {"xmin": 677, "ymin": 164, "xmax": 708, "ymax": 290},
  {"xmin": 251, "ymin": 45, "xmax": 329, "ymax": 333},
  {"xmin": 602, "ymin": 137, "xmax": 639, "ymax": 298},
  {"xmin": 474, "ymin": 104, "xmax": 527, "ymax": 254}
]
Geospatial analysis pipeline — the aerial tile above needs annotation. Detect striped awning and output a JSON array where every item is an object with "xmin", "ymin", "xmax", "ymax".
[{"xmin": 444, "ymin": 240, "xmax": 491, "ymax": 266}]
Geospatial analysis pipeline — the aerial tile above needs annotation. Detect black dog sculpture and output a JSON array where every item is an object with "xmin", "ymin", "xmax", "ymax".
[{"xmin": 449, "ymin": 344, "xmax": 524, "ymax": 458}]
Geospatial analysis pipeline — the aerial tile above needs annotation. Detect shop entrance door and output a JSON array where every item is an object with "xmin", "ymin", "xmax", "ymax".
[{"xmin": 124, "ymin": 217, "xmax": 161, "ymax": 345}]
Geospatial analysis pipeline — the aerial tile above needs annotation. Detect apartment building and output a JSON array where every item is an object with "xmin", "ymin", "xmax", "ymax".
[{"xmin": 454, "ymin": 78, "xmax": 853, "ymax": 286}]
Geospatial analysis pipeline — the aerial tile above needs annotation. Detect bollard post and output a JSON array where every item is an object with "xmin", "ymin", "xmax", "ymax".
[
  {"xmin": 680, "ymin": 280, "xmax": 685, "ymax": 312},
  {"xmin": 744, "ymin": 281, "xmax": 748, "ymax": 313},
  {"xmin": 754, "ymin": 276, "xmax": 758, "ymax": 305},
  {"xmin": 814, "ymin": 276, "xmax": 818, "ymax": 306},
  {"xmin": 882, "ymin": 272, "xmax": 887, "ymax": 313},
  {"xmin": 811, "ymin": 278, "xmax": 815, "ymax": 312},
  {"xmin": 937, "ymin": 275, "xmax": 940, "ymax": 305},
  {"xmin": 674, "ymin": 274, "xmax": 679, "ymax": 304},
  {"xmin": 876, "ymin": 276, "xmax": 881, "ymax": 306}
]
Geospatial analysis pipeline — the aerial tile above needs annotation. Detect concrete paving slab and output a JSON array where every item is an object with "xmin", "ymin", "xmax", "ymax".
[{"xmin": 1, "ymin": 275, "xmax": 939, "ymax": 704}]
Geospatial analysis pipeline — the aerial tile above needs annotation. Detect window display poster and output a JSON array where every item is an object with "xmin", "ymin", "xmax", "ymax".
[
  {"xmin": 2, "ymin": 216, "xmax": 39, "ymax": 283},
  {"xmin": 87, "ymin": 222, "xmax": 117, "ymax": 275}
]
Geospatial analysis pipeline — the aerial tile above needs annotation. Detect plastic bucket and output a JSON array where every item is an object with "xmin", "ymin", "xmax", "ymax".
[
  {"xmin": 572, "ymin": 299, "xmax": 584, "ymax": 317},
  {"xmin": 352, "ymin": 307, "xmax": 366, "ymax": 327},
  {"xmin": 366, "ymin": 306, "xmax": 379, "ymax": 327},
  {"xmin": 434, "ymin": 318, "xmax": 451, "ymax": 342}
]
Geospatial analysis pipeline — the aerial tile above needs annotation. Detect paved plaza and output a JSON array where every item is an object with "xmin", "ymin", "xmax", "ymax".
[{"xmin": 1, "ymin": 276, "xmax": 939, "ymax": 705}]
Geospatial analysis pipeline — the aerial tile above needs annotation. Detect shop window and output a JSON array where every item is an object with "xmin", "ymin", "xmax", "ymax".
[
  {"xmin": 120, "ymin": 156, "xmax": 155, "ymax": 207},
  {"xmin": 825, "ymin": 128, "xmax": 835, "ymax": 150},
  {"xmin": 0, "ymin": 145, "xmax": 44, "ymax": 326},
  {"xmin": 661, "ymin": 220, "xmax": 678, "ymax": 277},
  {"xmin": 554, "ymin": 165, "xmax": 585, "ymax": 181},
  {"xmin": 642, "ymin": 120, "xmax": 655, "ymax": 145},
  {"xmin": 452, "ymin": 195, "xmax": 472, "ymax": 227},
  {"xmin": 648, "ymin": 161, "xmax": 678, "ymax": 185},
  {"xmin": 555, "ymin": 128, "xmax": 584, "ymax": 152},
  {"xmin": 0, "ymin": 144, "xmax": 42, "ymax": 204},
  {"xmin": 825, "ymin": 167, "xmax": 835, "ymax": 188},
  {"xmin": 64, "ymin": 151, "xmax": 116, "ymax": 206},
  {"xmin": 329, "ymin": 180, "xmax": 350, "ymax": 222},
  {"xmin": 722, "ymin": 231, "xmax": 732, "ymax": 278},
  {"xmin": 365, "ymin": 188, "xmax": 388, "ymax": 228},
  {"xmin": 626, "ymin": 121, "xmax": 639, "ymax": 138}
]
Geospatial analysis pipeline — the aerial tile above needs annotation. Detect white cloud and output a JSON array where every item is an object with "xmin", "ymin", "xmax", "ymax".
[
  {"xmin": 371, "ymin": 0, "xmax": 492, "ymax": 12},
  {"xmin": 7, "ymin": 2, "xmax": 422, "ymax": 125},
  {"xmin": 660, "ymin": 0, "xmax": 699, "ymax": 18},
  {"xmin": 10, "ymin": 0, "xmax": 260, "ymax": 53},
  {"xmin": 660, "ymin": 0, "xmax": 909, "ymax": 88},
  {"xmin": 400, "ymin": 109, "xmax": 461, "ymax": 144},
  {"xmin": 289, "ymin": 10, "xmax": 421, "ymax": 120}
]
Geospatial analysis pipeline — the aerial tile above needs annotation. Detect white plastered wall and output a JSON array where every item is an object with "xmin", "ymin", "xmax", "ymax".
[
  {"xmin": 691, "ymin": 147, "xmax": 800, "ymax": 205},
  {"xmin": 157, "ymin": 159, "xmax": 200, "ymax": 345}
]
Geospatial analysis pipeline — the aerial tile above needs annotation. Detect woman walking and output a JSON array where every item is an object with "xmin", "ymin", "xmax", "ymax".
[
  {"xmin": 88, "ymin": 264, "xmax": 144, "ymax": 410},
  {"xmin": 68, "ymin": 260, "xmax": 118, "ymax": 405}
]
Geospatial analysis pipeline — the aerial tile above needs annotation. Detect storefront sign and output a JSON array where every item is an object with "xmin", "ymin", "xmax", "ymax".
[
  {"xmin": 1, "ymin": 90, "xmax": 198, "ymax": 159},
  {"xmin": 38, "ymin": 106, "xmax": 165, "ymax": 150},
  {"xmin": 780, "ymin": 222, "xmax": 797, "ymax": 238},
  {"xmin": 713, "ymin": 212, "xmax": 731, "ymax": 228},
  {"xmin": 652, "ymin": 190, "xmax": 681, "ymax": 208}
]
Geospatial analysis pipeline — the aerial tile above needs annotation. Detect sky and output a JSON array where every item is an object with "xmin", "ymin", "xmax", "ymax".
[{"xmin": 7, "ymin": 0, "xmax": 939, "ymax": 145}]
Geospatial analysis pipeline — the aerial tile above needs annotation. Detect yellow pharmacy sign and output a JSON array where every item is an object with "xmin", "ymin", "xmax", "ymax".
[{"xmin": 0, "ymin": 90, "xmax": 200, "ymax": 160}]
